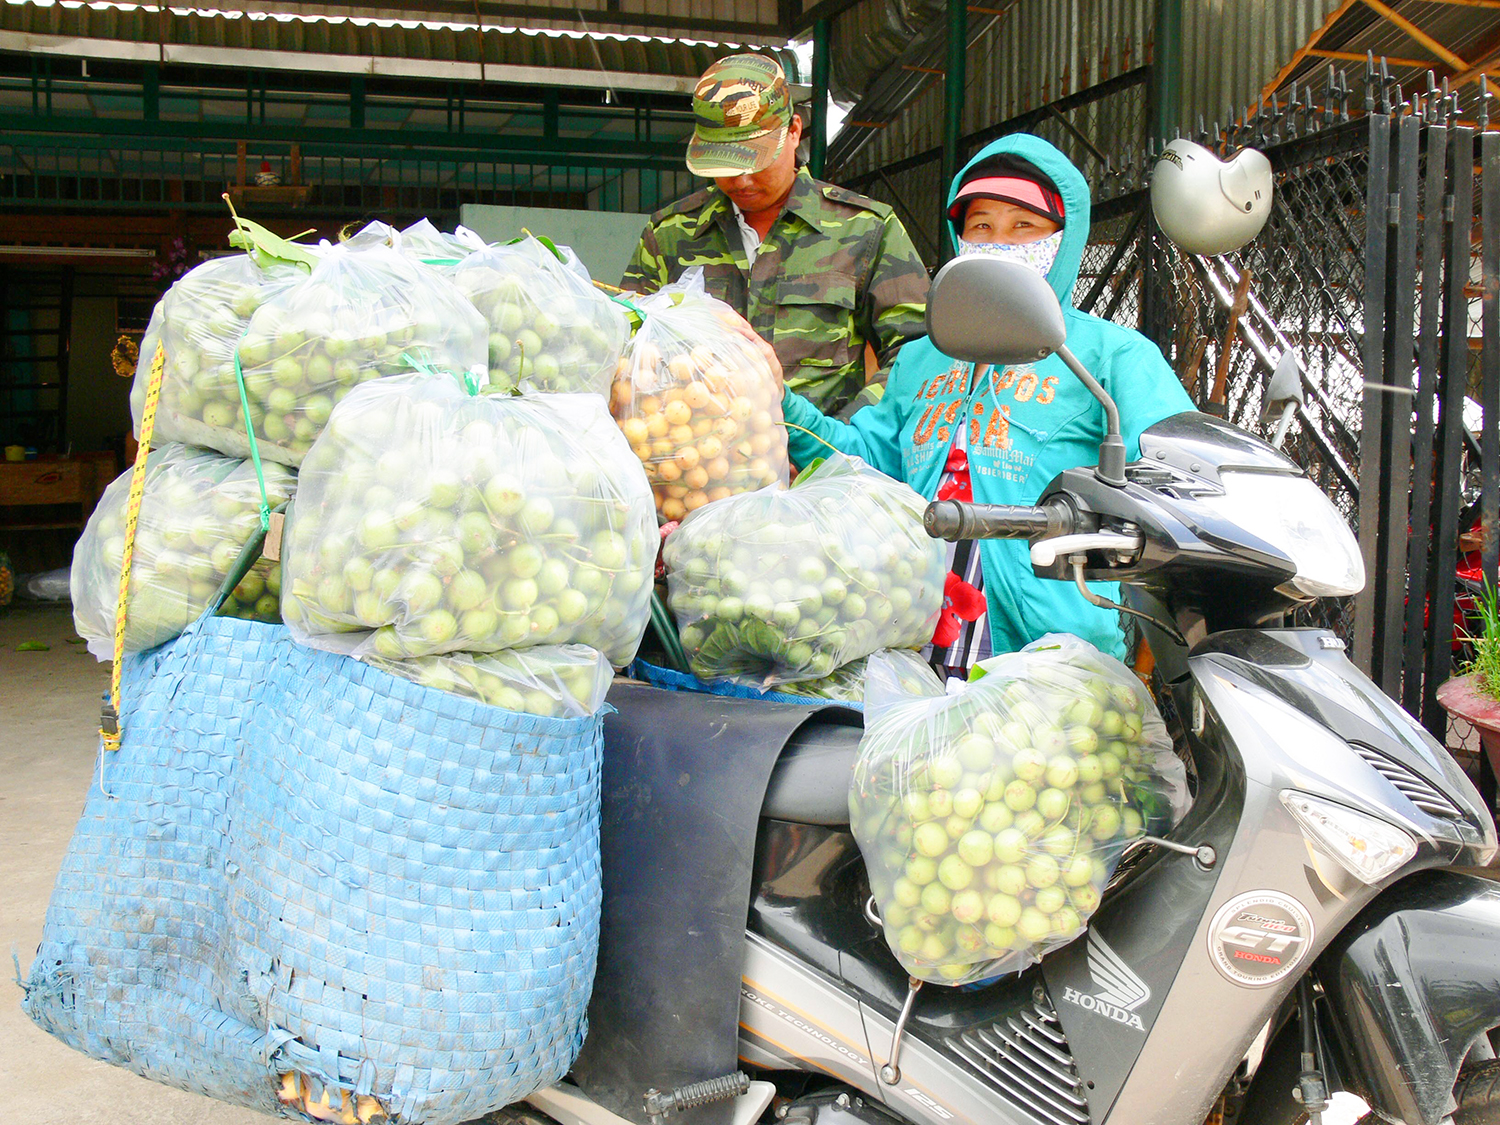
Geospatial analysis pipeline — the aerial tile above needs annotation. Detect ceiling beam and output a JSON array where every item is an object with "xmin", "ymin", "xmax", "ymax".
[
  {"xmin": 209, "ymin": 0, "xmax": 787, "ymax": 42},
  {"xmin": 2, "ymin": 30, "xmax": 705, "ymax": 94},
  {"xmin": 1306, "ymin": 47, "xmax": 1431, "ymax": 68},
  {"xmin": 1360, "ymin": 0, "xmax": 1470, "ymax": 71},
  {"xmin": 1258, "ymin": 0, "xmax": 1362, "ymax": 106}
]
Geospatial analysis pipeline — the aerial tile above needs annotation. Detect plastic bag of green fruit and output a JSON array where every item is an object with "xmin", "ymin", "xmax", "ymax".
[
  {"xmin": 451, "ymin": 235, "xmax": 629, "ymax": 397},
  {"xmin": 777, "ymin": 648, "xmax": 937, "ymax": 704},
  {"xmin": 215, "ymin": 558, "xmax": 283, "ymax": 624},
  {"xmin": 280, "ymin": 370, "xmax": 658, "ymax": 666},
  {"xmin": 662, "ymin": 453, "xmax": 945, "ymax": 687},
  {"xmin": 397, "ymin": 218, "xmax": 486, "ymax": 275},
  {"xmin": 849, "ymin": 635, "xmax": 1189, "ymax": 987},
  {"xmin": 364, "ymin": 643, "xmax": 613, "ymax": 718},
  {"xmin": 127, "ymin": 302, "xmax": 165, "ymax": 426},
  {"xmin": 128, "ymin": 256, "xmax": 304, "ymax": 457},
  {"xmin": 235, "ymin": 241, "xmax": 488, "ymax": 466},
  {"xmin": 71, "ymin": 443, "xmax": 297, "ymax": 660}
]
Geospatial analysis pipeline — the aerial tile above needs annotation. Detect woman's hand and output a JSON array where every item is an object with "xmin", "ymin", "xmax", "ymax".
[{"xmin": 713, "ymin": 307, "xmax": 784, "ymax": 392}]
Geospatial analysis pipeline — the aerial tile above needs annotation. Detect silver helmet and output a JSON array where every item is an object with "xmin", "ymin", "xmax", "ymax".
[{"xmin": 1150, "ymin": 139, "xmax": 1273, "ymax": 256}]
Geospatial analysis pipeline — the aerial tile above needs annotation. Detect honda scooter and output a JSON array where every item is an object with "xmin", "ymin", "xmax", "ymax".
[{"xmin": 505, "ymin": 256, "xmax": 1500, "ymax": 1125}]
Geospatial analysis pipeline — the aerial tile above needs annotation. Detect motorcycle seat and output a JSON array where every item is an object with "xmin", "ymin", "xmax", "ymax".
[{"xmin": 761, "ymin": 715, "xmax": 863, "ymax": 826}]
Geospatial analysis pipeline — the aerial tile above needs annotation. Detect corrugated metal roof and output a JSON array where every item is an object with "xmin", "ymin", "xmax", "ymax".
[
  {"xmin": 1181, "ymin": 0, "xmax": 1344, "ymax": 129},
  {"xmin": 832, "ymin": 0, "xmax": 1153, "ymax": 178},
  {"xmin": 1260, "ymin": 0, "xmax": 1500, "ymax": 118},
  {"xmin": 121, "ymin": 0, "xmax": 794, "ymax": 42},
  {"xmin": 0, "ymin": 0, "xmax": 799, "ymax": 90},
  {"xmin": 828, "ymin": 0, "xmax": 1500, "ymax": 185}
]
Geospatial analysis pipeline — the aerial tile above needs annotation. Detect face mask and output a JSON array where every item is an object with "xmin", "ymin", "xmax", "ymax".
[{"xmin": 956, "ymin": 229, "xmax": 1064, "ymax": 279}]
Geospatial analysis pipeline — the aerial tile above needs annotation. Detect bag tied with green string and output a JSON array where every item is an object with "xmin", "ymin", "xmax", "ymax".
[
  {"xmin": 234, "ymin": 241, "xmax": 488, "ymax": 466},
  {"xmin": 661, "ymin": 452, "xmax": 945, "ymax": 687},
  {"xmin": 451, "ymin": 234, "xmax": 629, "ymax": 397},
  {"xmin": 70, "ymin": 443, "xmax": 297, "ymax": 660},
  {"xmin": 281, "ymin": 368, "xmax": 658, "ymax": 666},
  {"xmin": 128, "ymin": 254, "xmax": 304, "ymax": 460}
]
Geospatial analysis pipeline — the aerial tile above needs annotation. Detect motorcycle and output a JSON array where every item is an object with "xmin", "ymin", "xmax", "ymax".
[{"xmin": 504, "ymin": 255, "xmax": 1500, "ymax": 1125}]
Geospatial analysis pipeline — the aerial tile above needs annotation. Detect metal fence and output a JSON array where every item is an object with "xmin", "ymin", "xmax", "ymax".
[{"xmin": 1066, "ymin": 63, "xmax": 1496, "ymax": 788}]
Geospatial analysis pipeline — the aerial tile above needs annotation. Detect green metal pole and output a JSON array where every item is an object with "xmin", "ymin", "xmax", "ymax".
[
  {"xmin": 941, "ymin": 0, "xmax": 968, "ymax": 260},
  {"xmin": 1151, "ymin": 0, "xmax": 1183, "ymax": 142},
  {"xmin": 810, "ymin": 16, "xmax": 831, "ymax": 179}
]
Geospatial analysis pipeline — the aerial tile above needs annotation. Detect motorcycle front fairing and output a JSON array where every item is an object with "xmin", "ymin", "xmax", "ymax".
[{"xmin": 1172, "ymin": 630, "xmax": 1497, "ymax": 1125}]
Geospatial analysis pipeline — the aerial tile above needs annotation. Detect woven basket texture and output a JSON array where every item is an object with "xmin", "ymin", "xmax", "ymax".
[{"xmin": 22, "ymin": 613, "xmax": 602, "ymax": 1125}]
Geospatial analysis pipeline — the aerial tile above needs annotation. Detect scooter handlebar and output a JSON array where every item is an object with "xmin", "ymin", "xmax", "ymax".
[{"xmin": 923, "ymin": 500, "xmax": 1074, "ymax": 542}]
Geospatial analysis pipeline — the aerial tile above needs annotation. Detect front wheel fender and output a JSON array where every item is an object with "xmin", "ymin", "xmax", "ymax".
[{"xmin": 1317, "ymin": 871, "xmax": 1500, "ymax": 1125}]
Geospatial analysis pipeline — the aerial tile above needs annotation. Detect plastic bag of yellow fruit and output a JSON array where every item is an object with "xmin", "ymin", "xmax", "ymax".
[{"xmin": 611, "ymin": 269, "xmax": 789, "ymax": 522}]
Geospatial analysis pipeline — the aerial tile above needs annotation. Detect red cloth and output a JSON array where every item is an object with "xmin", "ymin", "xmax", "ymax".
[
  {"xmin": 930, "ymin": 437, "xmax": 983, "ymax": 647},
  {"xmin": 932, "ymin": 571, "xmax": 986, "ymax": 647}
]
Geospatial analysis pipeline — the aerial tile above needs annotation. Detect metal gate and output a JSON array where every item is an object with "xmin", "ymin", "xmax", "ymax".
[{"xmin": 1070, "ymin": 62, "xmax": 1498, "ymax": 782}]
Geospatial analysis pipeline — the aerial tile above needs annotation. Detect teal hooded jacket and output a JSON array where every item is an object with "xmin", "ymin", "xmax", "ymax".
[{"xmin": 780, "ymin": 135, "xmax": 1193, "ymax": 659}]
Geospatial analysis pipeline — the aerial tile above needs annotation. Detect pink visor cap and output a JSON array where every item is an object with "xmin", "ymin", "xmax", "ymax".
[{"xmin": 948, "ymin": 175, "xmax": 1066, "ymax": 225}]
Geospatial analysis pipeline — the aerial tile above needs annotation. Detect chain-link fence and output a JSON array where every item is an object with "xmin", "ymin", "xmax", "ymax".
[{"xmin": 1075, "ymin": 69, "xmax": 1494, "ymax": 776}]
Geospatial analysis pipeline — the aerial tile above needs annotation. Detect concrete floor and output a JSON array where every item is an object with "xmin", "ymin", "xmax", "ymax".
[{"xmin": 1, "ymin": 600, "xmax": 266, "ymax": 1125}]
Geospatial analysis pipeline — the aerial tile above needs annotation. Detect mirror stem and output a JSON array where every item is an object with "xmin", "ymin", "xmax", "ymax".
[{"xmin": 1056, "ymin": 344, "xmax": 1128, "ymax": 487}]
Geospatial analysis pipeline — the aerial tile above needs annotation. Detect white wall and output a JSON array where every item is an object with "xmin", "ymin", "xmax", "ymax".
[{"xmin": 459, "ymin": 205, "xmax": 652, "ymax": 289}]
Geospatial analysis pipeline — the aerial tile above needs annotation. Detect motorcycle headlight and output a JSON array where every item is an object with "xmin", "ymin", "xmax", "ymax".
[
  {"xmin": 1200, "ymin": 471, "xmax": 1365, "ymax": 598},
  {"xmin": 1281, "ymin": 790, "xmax": 1417, "ymax": 884}
]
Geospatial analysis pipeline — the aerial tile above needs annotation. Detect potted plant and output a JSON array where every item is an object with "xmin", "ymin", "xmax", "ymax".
[{"xmin": 1436, "ymin": 584, "xmax": 1500, "ymax": 813}]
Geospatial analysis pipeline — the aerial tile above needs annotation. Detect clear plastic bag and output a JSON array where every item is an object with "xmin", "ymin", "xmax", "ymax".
[
  {"xmin": 663, "ymin": 453, "xmax": 944, "ymax": 686},
  {"xmin": 778, "ymin": 648, "xmax": 938, "ymax": 704},
  {"xmin": 281, "ymin": 372, "xmax": 658, "ymax": 665},
  {"xmin": 364, "ymin": 643, "xmax": 613, "ymax": 718},
  {"xmin": 235, "ymin": 243, "xmax": 487, "ymax": 466},
  {"xmin": 611, "ymin": 270, "xmax": 789, "ymax": 522},
  {"xmin": 850, "ymin": 634, "xmax": 1189, "ymax": 986},
  {"xmin": 451, "ymin": 236, "xmax": 629, "ymax": 397},
  {"xmin": 128, "ymin": 256, "xmax": 303, "ymax": 458},
  {"xmin": 215, "ymin": 558, "xmax": 283, "ymax": 624},
  {"xmin": 398, "ymin": 219, "xmax": 486, "ymax": 275},
  {"xmin": 127, "ymin": 302, "xmax": 165, "ymax": 430},
  {"xmin": 71, "ymin": 444, "xmax": 296, "ymax": 659}
]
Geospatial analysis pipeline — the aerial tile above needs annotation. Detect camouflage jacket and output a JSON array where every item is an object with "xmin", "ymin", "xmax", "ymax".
[{"xmin": 621, "ymin": 168, "xmax": 930, "ymax": 415}]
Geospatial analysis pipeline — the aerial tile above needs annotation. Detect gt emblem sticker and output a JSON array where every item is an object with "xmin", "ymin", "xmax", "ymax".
[{"xmin": 1207, "ymin": 891, "xmax": 1314, "ymax": 987}]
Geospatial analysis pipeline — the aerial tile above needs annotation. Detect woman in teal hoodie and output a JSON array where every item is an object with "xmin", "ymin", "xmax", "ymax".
[{"xmin": 780, "ymin": 135, "xmax": 1193, "ymax": 670}]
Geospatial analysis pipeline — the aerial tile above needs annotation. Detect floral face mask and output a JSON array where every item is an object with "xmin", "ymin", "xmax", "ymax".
[{"xmin": 955, "ymin": 229, "xmax": 1064, "ymax": 280}]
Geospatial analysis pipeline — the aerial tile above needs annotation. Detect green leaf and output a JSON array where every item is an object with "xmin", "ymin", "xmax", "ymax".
[
  {"xmin": 792, "ymin": 457, "xmax": 826, "ymax": 486},
  {"xmin": 16, "ymin": 640, "xmax": 49, "ymax": 651},
  {"xmin": 223, "ymin": 195, "xmax": 318, "ymax": 274}
]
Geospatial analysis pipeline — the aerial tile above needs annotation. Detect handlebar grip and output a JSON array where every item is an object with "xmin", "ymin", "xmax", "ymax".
[{"xmin": 923, "ymin": 500, "xmax": 1071, "ymax": 542}]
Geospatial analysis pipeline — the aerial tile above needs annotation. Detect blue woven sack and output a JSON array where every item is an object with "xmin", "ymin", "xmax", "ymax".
[{"xmin": 22, "ymin": 612, "xmax": 602, "ymax": 1125}]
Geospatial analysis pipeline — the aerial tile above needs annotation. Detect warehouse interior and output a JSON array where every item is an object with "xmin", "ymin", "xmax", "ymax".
[{"xmin": 2, "ymin": 0, "xmax": 1498, "ymax": 573}]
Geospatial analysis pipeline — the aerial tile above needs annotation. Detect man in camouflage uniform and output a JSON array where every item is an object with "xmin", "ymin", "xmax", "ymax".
[{"xmin": 621, "ymin": 53, "xmax": 930, "ymax": 417}]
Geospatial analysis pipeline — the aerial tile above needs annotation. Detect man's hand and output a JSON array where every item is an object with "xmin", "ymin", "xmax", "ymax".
[{"xmin": 712, "ymin": 307, "xmax": 784, "ymax": 392}]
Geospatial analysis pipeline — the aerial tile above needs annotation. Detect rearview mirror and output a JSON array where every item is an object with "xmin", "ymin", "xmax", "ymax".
[{"xmin": 925, "ymin": 256, "xmax": 1067, "ymax": 365}]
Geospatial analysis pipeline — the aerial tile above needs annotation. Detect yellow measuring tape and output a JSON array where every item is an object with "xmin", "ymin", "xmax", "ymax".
[{"xmin": 100, "ymin": 342, "xmax": 166, "ymax": 753}]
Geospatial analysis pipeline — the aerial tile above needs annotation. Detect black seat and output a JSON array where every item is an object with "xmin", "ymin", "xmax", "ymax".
[{"xmin": 760, "ymin": 714, "xmax": 863, "ymax": 825}]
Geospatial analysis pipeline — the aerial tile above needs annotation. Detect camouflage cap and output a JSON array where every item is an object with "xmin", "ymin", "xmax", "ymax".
[{"xmin": 685, "ymin": 53, "xmax": 793, "ymax": 177}]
